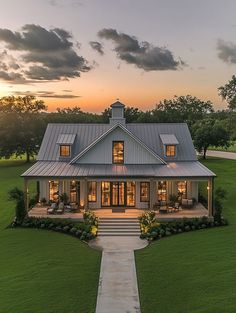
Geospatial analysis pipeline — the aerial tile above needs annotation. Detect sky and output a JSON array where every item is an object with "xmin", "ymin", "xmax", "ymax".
[{"xmin": 0, "ymin": 0, "xmax": 235, "ymax": 112}]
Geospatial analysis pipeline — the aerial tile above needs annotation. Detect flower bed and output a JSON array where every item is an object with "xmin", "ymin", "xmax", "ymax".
[
  {"xmin": 139, "ymin": 211, "xmax": 228, "ymax": 242},
  {"xmin": 11, "ymin": 214, "xmax": 98, "ymax": 241}
]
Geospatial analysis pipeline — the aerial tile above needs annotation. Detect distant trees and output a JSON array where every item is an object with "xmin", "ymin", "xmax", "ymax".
[
  {"xmin": 193, "ymin": 119, "xmax": 230, "ymax": 159},
  {"xmin": 218, "ymin": 75, "xmax": 236, "ymax": 110}
]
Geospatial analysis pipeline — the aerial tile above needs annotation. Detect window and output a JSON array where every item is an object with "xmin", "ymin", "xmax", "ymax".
[
  {"xmin": 60, "ymin": 145, "xmax": 71, "ymax": 157},
  {"xmin": 177, "ymin": 181, "xmax": 187, "ymax": 199},
  {"xmin": 49, "ymin": 180, "xmax": 59, "ymax": 201},
  {"xmin": 140, "ymin": 182, "xmax": 150, "ymax": 202},
  {"xmin": 88, "ymin": 181, "xmax": 97, "ymax": 202},
  {"xmin": 166, "ymin": 145, "xmax": 176, "ymax": 157},
  {"xmin": 70, "ymin": 180, "xmax": 80, "ymax": 203},
  {"xmin": 127, "ymin": 181, "xmax": 135, "ymax": 206},
  {"xmin": 101, "ymin": 182, "xmax": 111, "ymax": 206},
  {"xmin": 157, "ymin": 181, "xmax": 167, "ymax": 201},
  {"xmin": 112, "ymin": 141, "xmax": 124, "ymax": 164}
]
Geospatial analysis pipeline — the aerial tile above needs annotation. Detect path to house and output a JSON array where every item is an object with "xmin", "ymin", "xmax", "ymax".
[
  {"xmin": 89, "ymin": 236, "xmax": 148, "ymax": 313},
  {"xmin": 207, "ymin": 150, "xmax": 236, "ymax": 160}
]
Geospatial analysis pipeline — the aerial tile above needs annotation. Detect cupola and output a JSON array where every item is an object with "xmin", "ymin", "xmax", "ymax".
[{"xmin": 109, "ymin": 100, "xmax": 126, "ymax": 125}]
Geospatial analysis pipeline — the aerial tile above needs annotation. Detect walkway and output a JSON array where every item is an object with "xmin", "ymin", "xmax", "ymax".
[
  {"xmin": 90, "ymin": 236, "xmax": 148, "ymax": 313},
  {"xmin": 207, "ymin": 150, "xmax": 236, "ymax": 160}
]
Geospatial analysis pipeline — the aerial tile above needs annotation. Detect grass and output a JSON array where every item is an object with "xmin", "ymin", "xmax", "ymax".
[
  {"xmin": 135, "ymin": 158, "xmax": 236, "ymax": 313},
  {"xmin": 0, "ymin": 160, "xmax": 101, "ymax": 313},
  {"xmin": 209, "ymin": 141, "xmax": 236, "ymax": 153}
]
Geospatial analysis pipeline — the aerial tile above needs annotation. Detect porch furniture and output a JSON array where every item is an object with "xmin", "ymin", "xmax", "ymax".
[
  {"xmin": 56, "ymin": 202, "xmax": 64, "ymax": 214},
  {"xmin": 47, "ymin": 202, "xmax": 57, "ymax": 214},
  {"xmin": 182, "ymin": 199, "xmax": 193, "ymax": 208}
]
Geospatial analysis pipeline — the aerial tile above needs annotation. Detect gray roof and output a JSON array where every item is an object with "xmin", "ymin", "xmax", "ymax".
[
  {"xmin": 22, "ymin": 161, "xmax": 215, "ymax": 178},
  {"xmin": 160, "ymin": 134, "xmax": 179, "ymax": 145},
  {"xmin": 56, "ymin": 134, "xmax": 76, "ymax": 145},
  {"xmin": 37, "ymin": 123, "xmax": 197, "ymax": 162}
]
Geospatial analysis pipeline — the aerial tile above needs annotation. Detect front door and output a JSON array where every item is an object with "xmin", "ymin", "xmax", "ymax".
[{"xmin": 101, "ymin": 181, "xmax": 135, "ymax": 207}]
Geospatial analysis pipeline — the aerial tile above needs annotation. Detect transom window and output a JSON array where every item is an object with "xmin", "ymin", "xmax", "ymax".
[
  {"xmin": 140, "ymin": 182, "xmax": 150, "ymax": 202},
  {"xmin": 60, "ymin": 145, "xmax": 71, "ymax": 157},
  {"xmin": 166, "ymin": 145, "xmax": 176, "ymax": 157},
  {"xmin": 88, "ymin": 181, "xmax": 97, "ymax": 202},
  {"xmin": 112, "ymin": 141, "xmax": 124, "ymax": 164}
]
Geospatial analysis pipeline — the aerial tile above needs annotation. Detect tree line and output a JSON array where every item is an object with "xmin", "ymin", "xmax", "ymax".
[{"xmin": 0, "ymin": 75, "xmax": 235, "ymax": 162}]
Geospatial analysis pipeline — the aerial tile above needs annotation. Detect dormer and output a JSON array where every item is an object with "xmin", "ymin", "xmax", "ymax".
[
  {"xmin": 109, "ymin": 100, "xmax": 126, "ymax": 125},
  {"xmin": 57, "ymin": 134, "xmax": 76, "ymax": 159},
  {"xmin": 160, "ymin": 134, "xmax": 179, "ymax": 158}
]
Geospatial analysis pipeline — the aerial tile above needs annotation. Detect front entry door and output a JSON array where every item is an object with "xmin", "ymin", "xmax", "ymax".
[
  {"xmin": 112, "ymin": 182, "xmax": 125, "ymax": 206},
  {"xmin": 101, "ymin": 181, "xmax": 135, "ymax": 207}
]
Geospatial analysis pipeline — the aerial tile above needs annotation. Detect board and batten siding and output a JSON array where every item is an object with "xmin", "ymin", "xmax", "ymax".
[{"xmin": 76, "ymin": 127, "xmax": 162, "ymax": 165}]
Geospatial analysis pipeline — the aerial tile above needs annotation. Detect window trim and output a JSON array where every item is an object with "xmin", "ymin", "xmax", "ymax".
[
  {"xmin": 88, "ymin": 181, "xmax": 97, "ymax": 202},
  {"xmin": 165, "ymin": 145, "xmax": 176, "ymax": 157},
  {"xmin": 60, "ymin": 145, "xmax": 71, "ymax": 157},
  {"xmin": 140, "ymin": 181, "xmax": 150, "ymax": 202},
  {"xmin": 112, "ymin": 141, "xmax": 124, "ymax": 164}
]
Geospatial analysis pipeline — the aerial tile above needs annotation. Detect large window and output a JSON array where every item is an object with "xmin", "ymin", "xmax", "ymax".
[
  {"xmin": 49, "ymin": 180, "xmax": 59, "ymax": 202},
  {"xmin": 127, "ymin": 181, "xmax": 135, "ymax": 206},
  {"xmin": 166, "ymin": 145, "xmax": 176, "ymax": 157},
  {"xmin": 88, "ymin": 181, "xmax": 97, "ymax": 202},
  {"xmin": 177, "ymin": 181, "xmax": 187, "ymax": 199},
  {"xmin": 60, "ymin": 145, "xmax": 71, "ymax": 157},
  {"xmin": 140, "ymin": 182, "xmax": 150, "ymax": 202},
  {"xmin": 112, "ymin": 141, "xmax": 124, "ymax": 164},
  {"xmin": 101, "ymin": 182, "xmax": 111, "ymax": 206},
  {"xmin": 70, "ymin": 180, "xmax": 80, "ymax": 203},
  {"xmin": 157, "ymin": 181, "xmax": 167, "ymax": 201}
]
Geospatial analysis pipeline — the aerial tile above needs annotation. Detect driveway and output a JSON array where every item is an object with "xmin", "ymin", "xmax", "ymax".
[
  {"xmin": 207, "ymin": 150, "xmax": 236, "ymax": 160},
  {"xmin": 90, "ymin": 237, "xmax": 148, "ymax": 313}
]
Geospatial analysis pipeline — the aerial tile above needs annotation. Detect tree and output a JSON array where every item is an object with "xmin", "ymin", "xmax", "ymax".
[
  {"xmin": 193, "ymin": 119, "xmax": 230, "ymax": 159},
  {"xmin": 214, "ymin": 187, "xmax": 227, "ymax": 223},
  {"xmin": 218, "ymin": 75, "xmax": 236, "ymax": 110},
  {"xmin": 0, "ymin": 96, "xmax": 47, "ymax": 162},
  {"xmin": 8, "ymin": 187, "xmax": 27, "ymax": 223}
]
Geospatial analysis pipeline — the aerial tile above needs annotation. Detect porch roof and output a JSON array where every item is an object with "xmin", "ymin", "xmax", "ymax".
[{"xmin": 22, "ymin": 161, "xmax": 215, "ymax": 179}]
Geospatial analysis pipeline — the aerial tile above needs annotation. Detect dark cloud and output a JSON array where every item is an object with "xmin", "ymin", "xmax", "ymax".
[
  {"xmin": 217, "ymin": 39, "xmax": 236, "ymax": 64},
  {"xmin": 98, "ymin": 28, "xmax": 183, "ymax": 71},
  {"xmin": 89, "ymin": 41, "xmax": 104, "ymax": 55},
  {"xmin": 0, "ymin": 71, "xmax": 26, "ymax": 83},
  {"xmin": 12, "ymin": 90, "xmax": 80, "ymax": 99},
  {"xmin": 0, "ymin": 24, "xmax": 91, "ymax": 83}
]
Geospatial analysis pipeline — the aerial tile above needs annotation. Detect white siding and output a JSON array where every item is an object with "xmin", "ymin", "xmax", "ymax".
[{"xmin": 77, "ymin": 127, "xmax": 161, "ymax": 164}]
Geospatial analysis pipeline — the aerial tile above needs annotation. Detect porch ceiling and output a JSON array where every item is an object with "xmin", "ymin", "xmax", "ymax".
[{"xmin": 22, "ymin": 161, "xmax": 215, "ymax": 179}]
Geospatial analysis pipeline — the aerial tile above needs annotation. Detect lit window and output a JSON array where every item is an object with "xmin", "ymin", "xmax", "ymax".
[
  {"xmin": 157, "ymin": 181, "xmax": 167, "ymax": 201},
  {"xmin": 127, "ymin": 181, "xmax": 135, "ymax": 206},
  {"xmin": 60, "ymin": 145, "xmax": 71, "ymax": 157},
  {"xmin": 70, "ymin": 180, "xmax": 79, "ymax": 203},
  {"xmin": 88, "ymin": 181, "xmax": 97, "ymax": 202},
  {"xmin": 113, "ymin": 141, "xmax": 124, "ymax": 164},
  {"xmin": 49, "ymin": 180, "xmax": 59, "ymax": 201},
  {"xmin": 177, "ymin": 181, "xmax": 187, "ymax": 199},
  {"xmin": 166, "ymin": 145, "xmax": 176, "ymax": 157},
  {"xmin": 140, "ymin": 182, "xmax": 150, "ymax": 202}
]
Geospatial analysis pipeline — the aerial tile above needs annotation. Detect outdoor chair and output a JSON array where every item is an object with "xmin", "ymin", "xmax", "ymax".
[
  {"xmin": 47, "ymin": 202, "xmax": 57, "ymax": 214},
  {"xmin": 56, "ymin": 202, "xmax": 64, "ymax": 214},
  {"xmin": 182, "ymin": 199, "xmax": 193, "ymax": 208}
]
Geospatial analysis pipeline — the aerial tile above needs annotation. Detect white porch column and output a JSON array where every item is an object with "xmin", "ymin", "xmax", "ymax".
[
  {"xmin": 207, "ymin": 177, "xmax": 214, "ymax": 217},
  {"xmin": 84, "ymin": 178, "xmax": 88, "ymax": 210},
  {"xmin": 24, "ymin": 178, "xmax": 29, "ymax": 215}
]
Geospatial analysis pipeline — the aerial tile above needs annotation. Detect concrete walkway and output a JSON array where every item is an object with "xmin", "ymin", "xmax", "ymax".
[
  {"xmin": 207, "ymin": 150, "xmax": 236, "ymax": 160},
  {"xmin": 89, "ymin": 237, "xmax": 148, "ymax": 313}
]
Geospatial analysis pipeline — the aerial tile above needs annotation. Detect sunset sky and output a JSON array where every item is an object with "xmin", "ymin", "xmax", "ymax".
[{"xmin": 0, "ymin": 0, "xmax": 235, "ymax": 112}]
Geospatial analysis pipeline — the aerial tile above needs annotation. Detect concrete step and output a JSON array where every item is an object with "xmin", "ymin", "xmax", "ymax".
[
  {"xmin": 98, "ymin": 232, "xmax": 140, "ymax": 236},
  {"xmin": 99, "ymin": 225, "xmax": 140, "ymax": 229},
  {"xmin": 98, "ymin": 229, "xmax": 140, "ymax": 234}
]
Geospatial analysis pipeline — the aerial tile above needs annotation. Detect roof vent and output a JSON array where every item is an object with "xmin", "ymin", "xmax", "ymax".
[{"xmin": 109, "ymin": 100, "xmax": 126, "ymax": 125}]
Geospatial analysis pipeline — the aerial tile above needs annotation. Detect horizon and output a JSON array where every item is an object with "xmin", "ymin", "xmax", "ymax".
[{"xmin": 0, "ymin": 0, "xmax": 235, "ymax": 112}]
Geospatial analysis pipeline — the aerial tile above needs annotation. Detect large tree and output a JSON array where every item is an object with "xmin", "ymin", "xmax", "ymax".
[
  {"xmin": 218, "ymin": 75, "xmax": 236, "ymax": 110},
  {"xmin": 0, "ymin": 96, "xmax": 47, "ymax": 162},
  {"xmin": 193, "ymin": 119, "xmax": 230, "ymax": 159}
]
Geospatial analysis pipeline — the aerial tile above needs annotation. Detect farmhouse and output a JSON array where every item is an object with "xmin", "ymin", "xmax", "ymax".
[{"xmin": 22, "ymin": 101, "xmax": 215, "ymax": 216}]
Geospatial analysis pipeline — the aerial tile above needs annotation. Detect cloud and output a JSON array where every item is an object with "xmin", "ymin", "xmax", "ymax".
[
  {"xmin": 0, "ymin": 24, "xmax": 91, "ymax": 83},
  {"xmin": 89, "ymin": 41, "xmax": 104, "ymax": 55},
  {"xmin": 217, "ymin": 39, "xmax": 236, "ymax": 64},
  {"xmin": 98, "ymin": 28, "xmax": 183, "ymax": 71},
  {"xmin": 12, "ymin": 90, "xmax": 80, "ymax": 99}
]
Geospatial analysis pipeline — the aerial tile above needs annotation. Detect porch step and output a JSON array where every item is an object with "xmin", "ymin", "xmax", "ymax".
[{"xmin": 98, "ymin": 217, "xmax": 140, "ymax": 236}]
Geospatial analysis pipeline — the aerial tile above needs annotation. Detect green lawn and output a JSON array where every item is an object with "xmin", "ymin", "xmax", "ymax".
[
  {"xmin": 0, "ymin": 160, "xmax": 101, "ymax": 313},
  {"xmin": 136, "ymin": 158, "xmax": 236, "ymax": 313},
  {"xmin": 209, "ymin": 141, "xmax": 236, "ymax": 153}
]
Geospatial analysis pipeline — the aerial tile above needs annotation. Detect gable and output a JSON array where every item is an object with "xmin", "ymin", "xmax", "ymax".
[{"xmin": 72, "ymin": 125, "xmax": 165, "ymax": 165}]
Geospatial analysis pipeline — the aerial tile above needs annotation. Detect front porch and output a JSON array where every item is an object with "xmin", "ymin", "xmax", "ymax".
[{"xmin": 28, "ymin": 203, "xmax": 208, "ymax": 221}]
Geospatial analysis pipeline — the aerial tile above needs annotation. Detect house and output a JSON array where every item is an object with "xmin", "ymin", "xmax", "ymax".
[{"xmin": 22, "ymin": 101, "xmax": 215, "ymax": 216}]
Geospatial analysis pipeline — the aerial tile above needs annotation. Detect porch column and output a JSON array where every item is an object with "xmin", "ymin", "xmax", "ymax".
[
  {"xmin": 207, "ymin": 177, "xmax": 214, "ymax": 217},
  {"xmin": 149, "ymin": 179, "xmax": 155, "ymax": 210},
  {"xmin": 84, "ymin": 178, "xmax": 88, "ymax": 210},
  {"xmin": 24, "ymin": 178, "xmax": 29, "ymax": 215}
]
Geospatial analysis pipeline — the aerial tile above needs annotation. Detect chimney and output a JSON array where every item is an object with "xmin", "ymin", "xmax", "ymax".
[{"xmin": 109, "ymin": 100, "xmax": 126, "ymax": 125}]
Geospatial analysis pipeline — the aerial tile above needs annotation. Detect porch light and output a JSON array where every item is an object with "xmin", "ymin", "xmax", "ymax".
[{"xmin": 207, "ymin": 186, "xmax": 210, "ymax": 190}]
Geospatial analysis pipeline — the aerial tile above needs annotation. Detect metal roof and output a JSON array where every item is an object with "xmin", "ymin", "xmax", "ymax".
[
  {"xmin": 22, "ymin": 161, "xmax": 215, "ymax": 178},
  {"xmin": 160, "ymin": 134, "xmax": 179, "ymax": 145},
  {"xmin": 56, "ymin": 134, "xmax": 76, "ymax": 145},
  {"xmin": 37, "ymin": 123, "xmax": 197, "ymax": 162}
]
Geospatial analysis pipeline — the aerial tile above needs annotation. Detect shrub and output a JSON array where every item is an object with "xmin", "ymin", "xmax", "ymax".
[
  {"xmin": 83, "ymin": 210, "xmax": 99, "ymax": 226},
  {"xmin": 9, "ymin": 187, "xmax": 27, "ymax": 223}
]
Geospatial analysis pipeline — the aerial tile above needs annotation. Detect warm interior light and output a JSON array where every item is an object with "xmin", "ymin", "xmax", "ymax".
[{"xmin": 207, "ymin": 186, "xmax": 210, "ymax": 190}]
